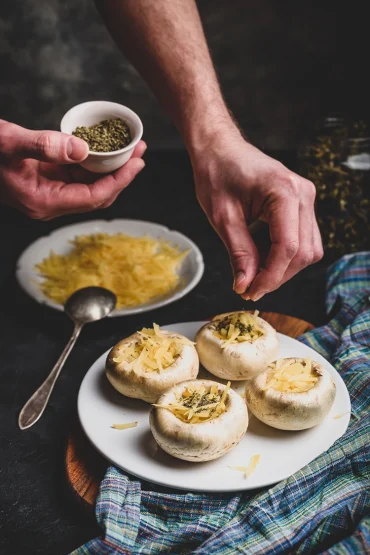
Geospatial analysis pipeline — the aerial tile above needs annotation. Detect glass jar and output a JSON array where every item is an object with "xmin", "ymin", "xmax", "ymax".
[{"xmin": 299, "ymin": 116, "xmax": 370, "ymax": 260}]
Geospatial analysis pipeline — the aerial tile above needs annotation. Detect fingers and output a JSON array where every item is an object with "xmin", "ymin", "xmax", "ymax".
[
  {"xmin": 132, "ymin": 140, "xmax": 147, "ymax": 159},
  {"xmin": 276, "ymin": 181, "xmax": 315, "ymax": 284},
  {"xmin": 25, "ymin": 154, "xmax": 146, "ymax": 220},
  {"xmin": 248, "ymin": 187, "xmax": 300, "ymax": 301},
  {"xmin": 58, "ymin": 156, "xmax": 145, "ymax": 213},
  {"xmin": 312, "ymin": 217, "xmax": 324, "ymax": 261},
  {"xmin": 68, "ymin": 140, "xmax": 147, "ymax": 184},
  {"xmin": 89, "ymin": 156, "xmax": 146, "ymax": 205},
  {"xmin": 211, "ymin": 200, "xmax": 260, "ymax": 294},
  {"xmin": 0, "ymin": 120, "xmax": 89, "ymax": 164},
  {"xmin": 277, "ymin": 181, "xmax": 323, "ymax": 285},
  {"xmin": 248, "ymin": 177, "xmax": 323, "ymax": 301},
  {"xmin": 5, "ymin": 137, "xmax": 147, "ymax": 220},
  {"xmin": 87, "ymin": 141, "xmax": 147, "ymax": 201}
]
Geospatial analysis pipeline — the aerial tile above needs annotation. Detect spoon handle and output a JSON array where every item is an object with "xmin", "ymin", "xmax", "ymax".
[{"xmin": 18, "ymin": 323, "xmax": 83, "ymax": 430}]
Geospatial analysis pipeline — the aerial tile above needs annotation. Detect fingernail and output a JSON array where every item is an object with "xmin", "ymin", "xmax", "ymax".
[
  {"xmin": 243, "ymin": 296, "xmax": 251, "ymax": 301},
  {"xmin": 67, "ymin": 137, "xmax": 88, "ymax": 161},
  {"xmin": 253, "ymin": 291, "xmax": 267, "ymax": 302},
  {"xmin": 233, "ymin": 272, "xmax": 246, "ymax": 293}
]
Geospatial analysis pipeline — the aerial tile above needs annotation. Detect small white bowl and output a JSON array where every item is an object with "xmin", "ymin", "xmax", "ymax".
[{"xmin": 60, "ymin": 101, "xmax": 143, "ymax": 174}]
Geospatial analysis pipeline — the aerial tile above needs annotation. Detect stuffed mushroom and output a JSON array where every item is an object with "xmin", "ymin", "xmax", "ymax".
[
  {"xmin": 150, "ymin": 379, "xmax": 248, "ymax": 461},
  {"xmin": 195, "ymin": 311, "xmax": 279, "ymax": 381},
  {"xmin": 245, "ymin": 357, "xmax": 336, "ymax": 431},
  {"xmin": 106, "ymin": 324, "xmax": 199, "ymax": 403}
]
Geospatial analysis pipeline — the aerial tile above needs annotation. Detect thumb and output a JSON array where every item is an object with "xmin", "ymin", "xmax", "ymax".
[
  {"xmin": 0, "ymin": 121, "xmax": 88, "ymax": 163},
  {"xmin": 215, "ymin": 206, "xmax": 260, "ymax": 296}
]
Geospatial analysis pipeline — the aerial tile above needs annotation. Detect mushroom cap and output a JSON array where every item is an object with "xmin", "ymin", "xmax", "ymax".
[
  {"xmin": 106, "ymin": 331, "xmax": 199, "ymax": 403},
  {"xmin": 196, "ymin": 312, "xmax": 279, "ymax": 381},
  {"xmin": 245, "ymin": 357, "xmax": 336, "ymax": 430},
  {"xmin": 150, "ymin": 379, "xmax": 248, "ymax": 461}
]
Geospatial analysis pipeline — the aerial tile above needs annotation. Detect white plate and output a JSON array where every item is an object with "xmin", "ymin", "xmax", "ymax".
[
  {"xmin": 78, "ymin": 321, "xmax": 351, "ymax": 492},
  {"xmin": 16, "ymin": 219, "xmax": 204, "ymax": 317}
]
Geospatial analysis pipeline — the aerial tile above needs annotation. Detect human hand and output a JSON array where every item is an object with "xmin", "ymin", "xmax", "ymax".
[
  {"xmin": 0, "ymin": 120, "xmax": 146, "ymax": 220},
  {"xmin": 191, "ymin": 129, "xmax": 323, "ymax": 301}
]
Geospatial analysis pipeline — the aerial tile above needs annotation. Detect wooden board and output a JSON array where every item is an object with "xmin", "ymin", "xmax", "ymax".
[{"xmin": 65, "ymin": 312, "xmax": 315, "ymax": 509}]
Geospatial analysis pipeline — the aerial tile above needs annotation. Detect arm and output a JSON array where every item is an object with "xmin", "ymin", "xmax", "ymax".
[
  {"xmin": 96, "ymin": 0, "xmax": 323, "ymax": 300},
  {"xmin": 95, "ymin": 0, "xmax": 229, "ymax": 146}
]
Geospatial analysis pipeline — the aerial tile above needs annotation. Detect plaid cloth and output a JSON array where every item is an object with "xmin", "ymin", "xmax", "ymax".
[{"xmin": 73, "ymin": 253, "xmax": 370, "ymax": 555}]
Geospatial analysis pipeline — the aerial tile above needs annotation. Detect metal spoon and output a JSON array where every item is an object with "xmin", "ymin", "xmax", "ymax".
[{"xmin": 18, "ymin": 287, "xmax": 117, "ymax": 430}]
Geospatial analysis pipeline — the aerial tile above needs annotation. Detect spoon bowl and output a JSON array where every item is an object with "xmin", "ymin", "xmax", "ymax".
[{"xmin": 65, "ymin": 287, "xmax": 117, "ymax": 325}]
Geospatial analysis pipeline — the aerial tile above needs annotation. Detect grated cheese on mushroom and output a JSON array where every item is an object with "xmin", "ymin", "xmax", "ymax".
[
  {"xmin": 153, "ymin": 381, "xmax": 231, "ymax": 424},
  {"xmin": 213, "ymin": 311, "xmax": 264, "ymax": 348},
  {"xmin": 263, "ymin": 358, "xmax": 320, "ymax": 393},
  {"xmin": 112, "ymin": 323, "xmax": 194, "ymax": 372}
]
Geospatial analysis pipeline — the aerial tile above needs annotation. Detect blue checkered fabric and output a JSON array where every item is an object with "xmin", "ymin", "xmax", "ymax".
[{"xmin": 72, "ymin": 253, "xmax": 370, "ymax": 555}]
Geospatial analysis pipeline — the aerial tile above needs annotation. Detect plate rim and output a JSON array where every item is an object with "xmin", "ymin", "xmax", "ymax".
[
  {"xmin": 15, "ymin": 218, "xmax": 204, "ymax": 317},
  {"xmin": 77, "ymin": 321, "xmax": 351, "ymax": 493}
]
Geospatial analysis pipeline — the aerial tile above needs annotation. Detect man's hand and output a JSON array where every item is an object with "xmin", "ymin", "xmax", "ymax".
[
  {"xmin": 96, "ymin": 0, "xmax": 323, "ymax": 300},
  {"xmin": 0, "ymin": 120, "xmax": 146, "ymax": 220},
  {"xmin": 192, "ymin": 130, "xmax": 323, "ymax": 301}
]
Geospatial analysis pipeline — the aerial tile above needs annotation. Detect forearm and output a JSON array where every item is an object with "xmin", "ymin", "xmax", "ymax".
[
  {"xmin": 95, "ymin": 1, "xmax": 322, "ymax": 301},
  {"xmin": 95, "ymin": 0, "xmax": 238, "ymax": 153}
]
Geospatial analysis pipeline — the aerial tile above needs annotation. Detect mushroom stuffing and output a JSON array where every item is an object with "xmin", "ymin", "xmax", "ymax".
[
  {"xmin": 150, "ymin": 379, "xmax": 248, "ymax": 461},
  {"xmin": 105, "ymin": 324, "xmax": 199, "ymax": 403},
  {"xmin": 245, "ymin": 357, "xmax": 336, "ymax": 431},
  {"xmin": 195, "ymin": 311, "xmax": 279, "ymax": 380}
]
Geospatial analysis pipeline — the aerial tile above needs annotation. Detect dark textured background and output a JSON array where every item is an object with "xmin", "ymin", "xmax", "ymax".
[{"xmin": 0, "ymin": 0, "xmax": 369, "ymax": 149}]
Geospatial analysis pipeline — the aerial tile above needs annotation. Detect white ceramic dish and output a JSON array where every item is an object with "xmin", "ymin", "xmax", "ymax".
[
  {"xmin": 60, "ymin": 101, "xmax": 143, "ymax": 173},
  {"xmin": 78, "ymin": 320, "xmax": 351, "ymax": 493},
  {"xmin": 16, "ymin": 219, "xmax": 204, "ymax": 317}
]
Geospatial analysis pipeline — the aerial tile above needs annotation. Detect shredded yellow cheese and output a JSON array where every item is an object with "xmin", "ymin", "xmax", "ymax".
[
  {"xmin": 153, "ymin": 381, "xmax": 231, "ymax": 424},
  {"xmin": 36, "ymin": 232, "xmax": 188, "ymax": 308},
  {"xmin": 333, "ymin": 411, "xmax": 350, "ymax": 420},
  {"xmin": 263, "ymin": 358, "xmax": 319, "ymax": 393},
  {"xmin": 111, "ymin": 421, "xmax": 138, "ymax": 430},
  {"xmin": 213, "ymin": 311, "xmax": 264, "ymax": 348},
  {"xmin": 113, "ymin": 324, "xmax": 193, "ymax": 372},
  {"xmin": 229, "ymin": 454, "xmax": 261, "ymax": 478}
]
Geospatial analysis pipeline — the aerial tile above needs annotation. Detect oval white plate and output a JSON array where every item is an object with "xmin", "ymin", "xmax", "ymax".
[
  {"xmin": 16, "ymin": 219, "xmax": 204, "ymax": 317},
  {"xmin": 78, "ymin": 321, "xmax": 351, "ymax": 492}
]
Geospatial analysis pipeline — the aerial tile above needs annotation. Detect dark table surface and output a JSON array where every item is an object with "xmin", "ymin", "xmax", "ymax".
[{"xmin": 0, "ymin": 150, "xmax": 328, "ymax": 555}]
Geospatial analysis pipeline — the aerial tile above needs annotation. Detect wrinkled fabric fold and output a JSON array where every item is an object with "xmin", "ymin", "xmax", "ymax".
[{"xmin": 73, "ymin": 253, "xmax": 370, "ymax": 555}]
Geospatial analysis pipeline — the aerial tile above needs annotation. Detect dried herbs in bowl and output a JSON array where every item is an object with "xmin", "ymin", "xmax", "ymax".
[{"xmin": 72, "ymin": 118, "xmax": 132, "ymax": 152}]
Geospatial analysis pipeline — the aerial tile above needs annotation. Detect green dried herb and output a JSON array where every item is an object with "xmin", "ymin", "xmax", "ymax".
[
  {"xmin": 72, "ymin": 118, "xmax": 131, "ymax": 152},
  {"xmin": 299, "ymin": 119, "xmax": 370, "ymax": 259},
  {"xmin": 214, "ymin": 315, "xmax": 255, "ymax": 335},
  {"xmin": 179, "ymin": 388, "xmax": 220, "ymax": 415}
]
